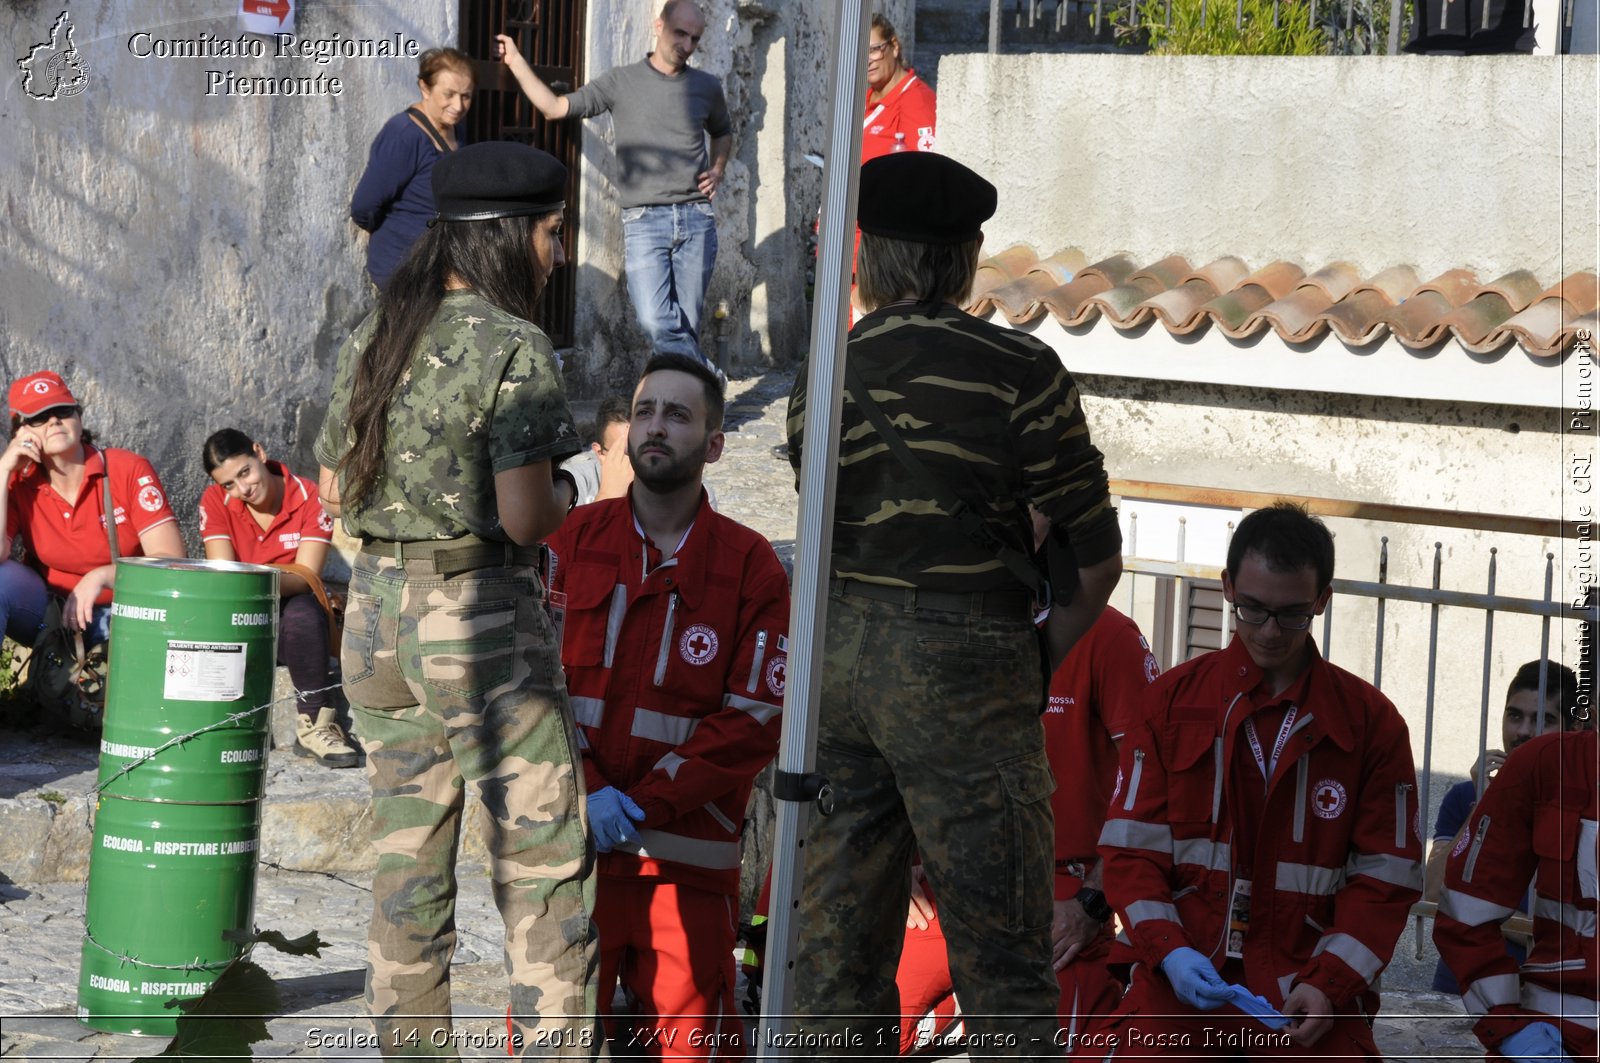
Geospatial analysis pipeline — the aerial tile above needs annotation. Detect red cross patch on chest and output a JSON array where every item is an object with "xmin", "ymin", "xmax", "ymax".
[
  {"xmin": 679, "ymin": 624, "xmax": 719, "ymax": 666},
  {"xmin": 1312, "ymin": 778, "xmax": 1348, "ymax": 820}
]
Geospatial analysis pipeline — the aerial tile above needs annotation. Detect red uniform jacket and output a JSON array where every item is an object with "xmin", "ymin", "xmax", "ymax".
[
  {"xmin": 1099, "ymin": 637, "xmax": 1422, "ymax": 1013},
  {"xmin": 547, "ymin": 492, "xmax": 789, "ymax": 896},
  {"xmin": 862, "ymin": 69, "xmax": 937, "ymax": 162},
  {"xmin": 1434, "ymin": 730, "xmax": 1599, "ymax": 1052},
  {"xmin": 1045, "ymin": 606, "xmax": 1159, "ymax": 900}
]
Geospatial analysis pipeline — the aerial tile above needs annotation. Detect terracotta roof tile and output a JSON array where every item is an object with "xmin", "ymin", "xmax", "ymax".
[
  {"xmin": 985, "ymin": 251, "xmax": 1089, "ymax": 324},
  {"xmin": 1318, "ymin": 266, "xmax": 1420, "ymax": 345},
  {"xmin": 1444, "ymin": 271, "xmax": 1546, "ymax": 353},
  {"xmin": 1091, "ymin": 255, "xmax": 1191, "ymax": 328},
  {"xmin": 1208, "ymin": 261, "xmax": 1306, "ymax": 339},
  {"xmin": 1496, "ymin": 273, "xmax": 1600, "ymax": 358},
  {"xmin": 963, "ymin": 246, "xmax": 1592, "ymax": 358},
  {"xmin": 1141, "ymin": 257, "xmax": 1249, "ymax": 334}
]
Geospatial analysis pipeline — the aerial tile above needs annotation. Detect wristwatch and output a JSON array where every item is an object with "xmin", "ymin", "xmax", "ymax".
[
  {"xmin": 551, "ymin": 468, "xmax": 580, "ymax": 512},
  {"xmin": 1074, "ymin": 886, "xmax": 1112, "ymax": 924}
]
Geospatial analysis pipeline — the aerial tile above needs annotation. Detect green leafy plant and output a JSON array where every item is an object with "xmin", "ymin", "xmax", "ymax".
[
  {"xmin": 132, "ymin": 928, "xmax": 327, "ymax": 1061},
  {"xmin": 1137, "ymin": 0, "xmax": 1330, "ymax": 53}
]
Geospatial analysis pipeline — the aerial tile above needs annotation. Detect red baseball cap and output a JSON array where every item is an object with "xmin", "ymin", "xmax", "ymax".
[{"xmin": 8, "ymin": 372, "xmax": 80, "ymax": 419}]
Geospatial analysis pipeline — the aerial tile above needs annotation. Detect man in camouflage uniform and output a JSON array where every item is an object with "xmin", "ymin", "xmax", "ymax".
[
  {"xmin": 316, "ymin": 143, "xmax": 600, "ymax": 1058},
  {"xmin": 786, "ymin": 152, "xmax": 1124, "ymax": 1058}
]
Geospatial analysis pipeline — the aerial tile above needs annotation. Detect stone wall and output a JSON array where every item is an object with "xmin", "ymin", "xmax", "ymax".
[{"xmin": 3, "ymin": 0, "xmax": 453, "ymax": 536}]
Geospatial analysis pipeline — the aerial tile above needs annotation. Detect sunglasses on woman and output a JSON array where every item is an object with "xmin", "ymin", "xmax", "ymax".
[{"xmin": 20, "ymin": 405, "xmax": 80, "ymax": 427}]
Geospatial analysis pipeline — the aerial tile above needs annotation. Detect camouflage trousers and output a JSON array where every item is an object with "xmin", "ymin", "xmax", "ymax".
[
  {"xmin": 793, "ymin": 588, "xmax": 1062, "ymax": 1061},
  {"xmin": 343, "ymin": 553, "xmax": 601, "ymax": 1059}
]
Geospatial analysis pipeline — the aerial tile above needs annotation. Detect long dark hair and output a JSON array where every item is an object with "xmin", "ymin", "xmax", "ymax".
[
  {"xmin": 201, "ymin": 427, "xmax": 257, "ymax": 475},
  {"xmin": 337, "ymin": 214, "xmax": 547, "ymax": 505}
]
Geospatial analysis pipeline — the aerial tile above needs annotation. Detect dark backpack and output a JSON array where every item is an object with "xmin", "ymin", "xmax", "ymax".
[{"xmin": 25, "ymin": 598, "xmax": 108, "ymax": 731}]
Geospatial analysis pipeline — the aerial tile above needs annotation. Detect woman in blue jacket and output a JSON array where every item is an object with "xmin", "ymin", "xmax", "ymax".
[{"xmin": 350, "ymin": 48, "xmax": 473, "ymax": 290}]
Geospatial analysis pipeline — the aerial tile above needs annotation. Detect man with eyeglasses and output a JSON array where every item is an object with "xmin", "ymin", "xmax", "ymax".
[{"xmin": 1096, "ymin": 502, "xmax": 1422, "ymax": 1059}]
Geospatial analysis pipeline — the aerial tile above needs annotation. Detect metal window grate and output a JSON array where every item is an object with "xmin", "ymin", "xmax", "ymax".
[{"xmin": 458, "ymin": 0, "xmax": 586, "ymax": 346}]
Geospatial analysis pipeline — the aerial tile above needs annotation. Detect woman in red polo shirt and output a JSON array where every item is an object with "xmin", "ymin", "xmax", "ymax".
[
  {"xmin": 199, "ymin": 428, "xmax": 358, "ymax": 769},
  {"xmin": 0, "ymin": 371, "xmax": 184, "ymax": 651}
]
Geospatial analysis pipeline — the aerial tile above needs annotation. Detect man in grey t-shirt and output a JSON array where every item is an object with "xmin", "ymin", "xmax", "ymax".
[{"xmin": 499, "ymin": 0, "xmax": 732, "ymax": 368}]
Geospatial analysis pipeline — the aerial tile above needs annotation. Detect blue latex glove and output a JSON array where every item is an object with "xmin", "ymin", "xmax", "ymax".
[
  {"xmin": 1224, "ymin": 984, "xmax": 1290, "ymax": 1029},
  {"xmin": 1159, "ymin": 947, "xmax": 1233, "ymax": 1010},
  {"xmin": 1498, "ymin": 1022, "xmax": 1573, "ymax": 1063},
  {"xmin": 588, "ymin": 787, "xmax": 645, "ymax": 853}
]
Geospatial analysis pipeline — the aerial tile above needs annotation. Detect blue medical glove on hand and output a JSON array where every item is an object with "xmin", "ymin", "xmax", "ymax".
[
  {"xmin": 1160, "ymin": 947, "xmax": 1233, "ymax": 1010},
  {"xmin": 1498, "ymin": 1022, "xmax": 1573, "ymax": 1063},
  {"xmin": 588, "ymin": 787, "xmax": 645, "ymax": 853}
]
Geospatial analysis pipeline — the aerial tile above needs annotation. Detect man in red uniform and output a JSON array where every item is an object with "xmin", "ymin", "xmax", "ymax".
[
  {"xmin": 1047, "ymin": 606, "xmax": 1160, "ymax": 1037},
  {"xmin": 547, "ymin": 353, "xmax": 789, "ymax": 1061},
  {"xmin": 1433, "ymin": 728, "xmax": 1597, "ymax": 1063},
  {"xmin": 1098, "ymin": 502, "xmax": 1422, "ymax": 1059}
]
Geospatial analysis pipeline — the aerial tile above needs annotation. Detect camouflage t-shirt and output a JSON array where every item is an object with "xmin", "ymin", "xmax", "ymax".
[
  {"xmin": 786, "ymin": 302, "xmax": 1120, "ymax": 592},
  {"xmin": 314, "ymin": 290, "xmax": 580, "ymax": 542}
]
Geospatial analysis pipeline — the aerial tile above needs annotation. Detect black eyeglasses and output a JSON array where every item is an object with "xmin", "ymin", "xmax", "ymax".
[
  {"xmin": 20, "ymin": 405, "xmax": 79, "ymax": 428},
  {"xmin": 1232, "ymin": 602, "xmax": 1315, "ymax": 630}
]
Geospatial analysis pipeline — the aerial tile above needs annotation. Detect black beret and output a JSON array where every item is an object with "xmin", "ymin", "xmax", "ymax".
[
  {"xmin": 433, "ymin": 142, "xmax": 568, "ymax": 222},
  {"xmin": 857, "ymin": 152, "xmax": 997, "ymax": 245}
]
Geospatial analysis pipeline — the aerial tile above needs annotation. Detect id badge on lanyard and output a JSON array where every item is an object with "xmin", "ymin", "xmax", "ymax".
[{"xmin": 1227, "ymin": 878, "xmax": 1251, "ymax": 959}]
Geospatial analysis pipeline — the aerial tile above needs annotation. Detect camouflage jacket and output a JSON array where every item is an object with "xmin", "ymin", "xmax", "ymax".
[
  {"xmin": 786, "ymin": 302, "xmax": 1120, "ymax": 591},
  {"xmin": 315, "ymin": 291, "xmax": 579, "ymax": 542}
]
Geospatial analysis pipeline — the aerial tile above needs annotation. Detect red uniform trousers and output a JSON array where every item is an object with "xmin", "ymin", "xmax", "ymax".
[
  {"xmin": 1087, "ymin": 964, "xmax": 1380, "ymax": 1061},
  {"xmin": 597, "ymin": 877, "xmax": 743, "ymax": 1062}
]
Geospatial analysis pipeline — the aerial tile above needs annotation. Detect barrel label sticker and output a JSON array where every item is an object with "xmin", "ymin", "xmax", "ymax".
[{"xmin": 164, "ymin": 641, "xmax": 248, "ymax": 701}]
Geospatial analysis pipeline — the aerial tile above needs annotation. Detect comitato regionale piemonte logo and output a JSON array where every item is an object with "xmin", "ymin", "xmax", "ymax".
[{"xmin": 18, "ymin": 10, "xmax": 91, "ymax": 101}]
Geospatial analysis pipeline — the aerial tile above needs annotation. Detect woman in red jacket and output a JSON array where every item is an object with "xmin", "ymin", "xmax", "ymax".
[
  {"xmin": 199, "ymin": 428, "xmax": 357, "ymax": 768},
  {"xmin": 0, "ymin": 371, "xmax": 183, "ymax": 644}
]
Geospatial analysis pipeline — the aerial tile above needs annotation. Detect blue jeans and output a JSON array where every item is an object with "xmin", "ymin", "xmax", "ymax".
[
  {"xmin": 621, "ymin": 201, "xmax": 718, "ymax": 365},
  {"xmin": 0, "ymin": 559, "xmax": 50, "ymax": 647}
]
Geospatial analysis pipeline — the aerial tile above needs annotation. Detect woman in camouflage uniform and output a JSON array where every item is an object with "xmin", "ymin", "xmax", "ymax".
[{"xmin": 316, "ymin": 142, "xmax": 598, "ymax": 1059}]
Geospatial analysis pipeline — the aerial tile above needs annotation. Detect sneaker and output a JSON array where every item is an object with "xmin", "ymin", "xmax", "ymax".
[{"xmin": 294, "ymin": 707, "xmax": 360, "ymax": 768}]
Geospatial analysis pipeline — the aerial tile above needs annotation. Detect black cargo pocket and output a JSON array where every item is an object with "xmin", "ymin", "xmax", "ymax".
[
  {"xmin": 1000, "ymin": 749, "xmax": 1057, "ymax": 933},
  {"xmin": 418, "ymin": 592, "xmax": 518, "ymax": 699}
]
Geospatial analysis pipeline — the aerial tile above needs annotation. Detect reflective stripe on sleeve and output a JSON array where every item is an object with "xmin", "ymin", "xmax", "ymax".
[
  {"xmin": 1276, "ymin": 862, "xmax": 1346, "ymax": 897},
  {"xmin": 654, "ymin": 751, "xmax": 687, "ymax": 780},
  {"xmin": 1173, "ymin": 837, "xmax": 1230, "ymax": 873},
  {"xmin": 725, "ymin": 692, "xmax": 780, "ymax": 725},
  {"xmin": 1533, "ymin": 894, "xmax": 1598, "ymax": 939},
  {"xmin": 1438, "ymin": 887, "xmax": 1517, "ymax": 928},
  {"xmin": 1522, "ymin": 984, "xmax": 1600, "ymax": 1029},
  {"xmin": 571, "ymin": 696, "xmax": 606, "ymax": 728},
  {"xmin": 1346, "ymin": 851, "xmax": 1423, "ymax": 891},
  {"xmin": 1125, "ymin": 899, "xmax": 1182, "ymax": 926},
  {"xmin": 603, "ymin": 585, "xmax": 627, "ymax": 669},
  {"xmin": 1461, "ymin": 972, "xmax": 1522, "ymax": 1015},
  {"xmin": 614, "ymin": 828, "xmax": 742, "ymax": 870},
  {"xmin": 630, "ymin": 707, "xmax": 699, "ymax": 746},
  {"xmin": 1099, "ymin": 818, "xmax": 1174, "ymax": 854},
  {"xmin": 1311, "ymin": 932, "xmax": 1384, "ymax": 984}
]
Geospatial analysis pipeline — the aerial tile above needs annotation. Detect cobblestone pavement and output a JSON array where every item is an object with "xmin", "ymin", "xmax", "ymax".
[{"xmin": 0, "ymin": 370, "xmax": 1486, "ymax": 1060}]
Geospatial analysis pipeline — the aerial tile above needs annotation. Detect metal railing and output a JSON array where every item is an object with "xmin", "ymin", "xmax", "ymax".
[{"xmin": 985, "ymin": 0, "xmax": 1582, "ymax": 53}]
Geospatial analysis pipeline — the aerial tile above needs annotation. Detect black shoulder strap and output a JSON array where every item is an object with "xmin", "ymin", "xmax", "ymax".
[
  {"xmin": 406, "ymin": 106, "xmax": 452, "ymax": 153},
  {"xmin": 842, "ymin": 361, "xmax": 1047, "ymax": 601}
]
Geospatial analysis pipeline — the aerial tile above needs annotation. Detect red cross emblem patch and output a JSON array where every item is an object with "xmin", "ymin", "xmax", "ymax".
[
  {"xmin": 1312, "ymin": 778, "xmax": 1348, "ymax": 820},
  {"xmin": 678, "ymin": 624, "xmax": 719, "ymax": 666},
  {"xmin": 765, "ymin": 656, "xmax": 786, "ymax": 697},
  {"xmin": 137, "ymin": 485, "xmax": 164, "ymax": 513}
]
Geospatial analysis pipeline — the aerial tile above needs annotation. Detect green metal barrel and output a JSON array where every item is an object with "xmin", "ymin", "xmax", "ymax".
[
  {"xmin": 95, "ymin": 558, "xmax": 279, "ymax": 803},
  {"xmin": 79, "ymin": 558, "xmax": 279, "ymax": 1036}
]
